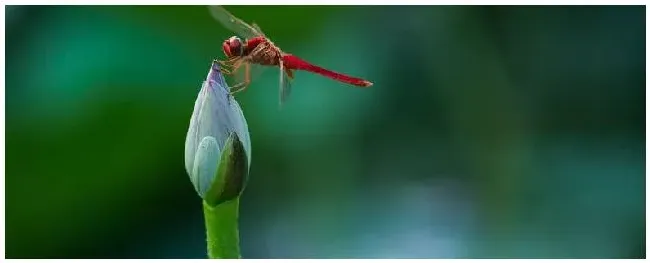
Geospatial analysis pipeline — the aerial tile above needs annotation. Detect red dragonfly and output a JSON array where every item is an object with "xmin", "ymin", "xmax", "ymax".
[{"xmin": 208, "ymin": 6, "xmax": 373, "ymax": 105}]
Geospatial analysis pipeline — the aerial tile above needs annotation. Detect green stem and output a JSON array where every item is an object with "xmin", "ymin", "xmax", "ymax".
[{"xmin": 203, "ymin": 198, "xmax": 241, "ymax": 259}]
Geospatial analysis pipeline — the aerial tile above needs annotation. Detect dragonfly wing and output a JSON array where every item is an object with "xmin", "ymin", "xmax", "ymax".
[
  {"xmin": 279, "ymin": 60, "xmax": 293, "ymax": 106},
  {"xmin": 208, "ymin": 5, "xmax": 265, "ymax": 39},
  {"xmin": 251, "ymin": 23, "xmax": 266, "ymax": 36}
]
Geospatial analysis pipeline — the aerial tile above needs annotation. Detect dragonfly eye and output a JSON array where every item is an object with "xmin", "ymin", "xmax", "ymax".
[{"xmin": 223, "ymin": 36, "xmax": 245, "ymax": 58}]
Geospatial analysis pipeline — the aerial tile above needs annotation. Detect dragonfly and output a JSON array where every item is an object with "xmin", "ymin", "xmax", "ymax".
[{"xmin": 208, "ymin": 6, "xmax": 373, "ymax": 105}]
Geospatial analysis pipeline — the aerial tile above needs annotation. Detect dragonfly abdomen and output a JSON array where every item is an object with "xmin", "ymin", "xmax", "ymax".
[{"xmin": 282, "ymin": 54, "xmax": 373, "ymax": 87}]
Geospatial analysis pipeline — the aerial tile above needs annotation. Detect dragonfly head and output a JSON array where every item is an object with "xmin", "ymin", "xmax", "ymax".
[{"xmin": 223, "ymin": 36, "xmax": 245, "ymax": 58}]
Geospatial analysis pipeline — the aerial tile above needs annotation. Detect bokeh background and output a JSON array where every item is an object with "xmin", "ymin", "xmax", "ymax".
[{"xmin": 5, "ymin": 5, "xmax": 646, "ymax": 258}]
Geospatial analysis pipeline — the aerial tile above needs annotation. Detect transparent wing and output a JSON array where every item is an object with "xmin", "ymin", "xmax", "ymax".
[
  {"xmin": 208, "ymin": 5, "xmax": 265, "ymax": 39},
  {"xmin": 279, "ymin": 60, "xmax": 294, "ymax": 106},
  {"xmin": 252, "ymin": 23, "xmax": 266, "ymax": 36}
]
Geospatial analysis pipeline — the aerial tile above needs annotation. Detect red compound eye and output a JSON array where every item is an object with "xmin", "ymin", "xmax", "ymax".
[{"xmin": 222, "ymin": 36, "xmax": 243, "ymax": 58}]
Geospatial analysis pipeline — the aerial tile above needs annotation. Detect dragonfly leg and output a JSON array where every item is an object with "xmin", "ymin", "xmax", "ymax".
[
  {"xmin": 229, "ymin": 82, "xmax": 249, "ymax": 95},
  {"xmin": 215, "ymin": 57, "xmax": 239, "ymax": 65},
  {"xmin": 216, "ymin": 63, "xmax": 235, "ymax": 75},
  {"xmin": 215, "ymin": 59, "xmax": 235, "ymax": 70},
  {"xmin": 221, "ymin": 67, "xmax": 233, "ymax": 75},
  {"xmin": 228, "ymin": 63, "xmax": 251, "ymax": 95},
  {"xmin": 215, "ymin": 58, "xmax": 245, "ymax": 76},
  {"xmin": 213, "ymin": 59, "xmax": 230, "ymax": 73}
]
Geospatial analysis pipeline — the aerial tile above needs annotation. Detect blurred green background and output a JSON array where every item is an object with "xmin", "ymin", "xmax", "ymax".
[{"xmin": 5, "ymin": 5, "xmax": 645, "ymax": 259}]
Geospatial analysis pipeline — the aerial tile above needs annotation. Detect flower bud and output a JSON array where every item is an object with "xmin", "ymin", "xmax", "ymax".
[{"xmin": 184, "ymin": 61, "xmax": 252, "ymax": 206}]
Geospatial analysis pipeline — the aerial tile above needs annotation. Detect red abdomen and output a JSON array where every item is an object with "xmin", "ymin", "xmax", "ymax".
[{"xmin": 282, "ymin": 54, "xmax": 373, "ymax": 87}]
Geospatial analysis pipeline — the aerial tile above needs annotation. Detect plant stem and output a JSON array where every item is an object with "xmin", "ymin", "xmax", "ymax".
[{"xmin": 203, "ymin": 198, "xmax": 241, "ymax": 259}]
